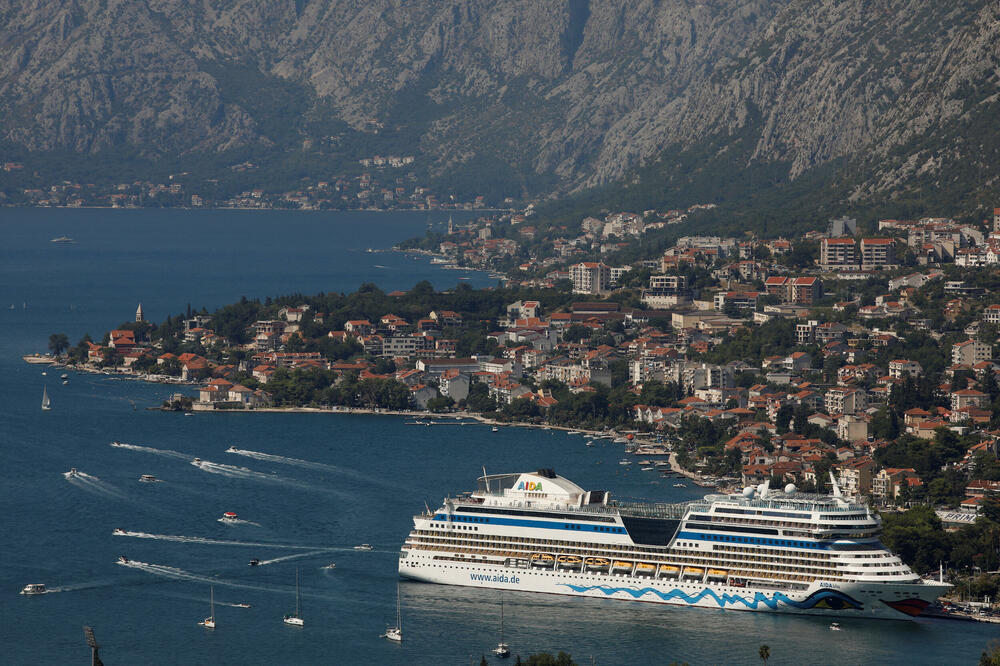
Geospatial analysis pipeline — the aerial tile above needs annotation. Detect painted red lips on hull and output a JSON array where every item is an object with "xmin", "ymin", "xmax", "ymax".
[{"xmin": 882, "ymin": 598, "xmax": 931, "ymax": 617}]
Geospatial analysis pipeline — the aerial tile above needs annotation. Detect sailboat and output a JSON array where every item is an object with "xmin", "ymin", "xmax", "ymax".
[
  {"xmin": 41, "ymin": 386, "xmax": 51, "ymax": 411},
  {"xmin": 381, "ymin": 583, "xmax": 402, "ymax": 642},
  {"xmin": 199, "ymin": 585, "xmax": 216, "ymax": 629},
  {"xmin": 492, "ymin": 591, "xmax": 510, "ymax": 658},
  {"xmin": 284, "ymin": 568, "xmax": 304, "ymax": 626}
]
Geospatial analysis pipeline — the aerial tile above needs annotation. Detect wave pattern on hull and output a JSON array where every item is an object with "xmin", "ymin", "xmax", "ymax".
[{"xmin": 559, "ymin": 584, "xmax": 864, "ymax": 611}]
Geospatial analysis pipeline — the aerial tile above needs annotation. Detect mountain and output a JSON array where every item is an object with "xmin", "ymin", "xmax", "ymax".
[{"xmin": 1, "ymin": 0, "xmax": 998, "ymax": 212}]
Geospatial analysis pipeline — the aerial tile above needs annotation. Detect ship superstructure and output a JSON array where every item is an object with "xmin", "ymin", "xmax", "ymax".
[{"xmin": 398, "ymin": 469, "xmax": 948, "ymax": 619}]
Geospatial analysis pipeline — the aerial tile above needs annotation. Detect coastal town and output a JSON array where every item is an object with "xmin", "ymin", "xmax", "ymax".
[{"xmin": 34, "ymin": 204, "xmax": 1000, "ymax": 613}]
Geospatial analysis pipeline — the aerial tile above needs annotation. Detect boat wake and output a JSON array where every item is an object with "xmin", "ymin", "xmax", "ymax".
[
  {"xmin": 110, "ymin": 441, "xmax": 189, "ymax": 460},
  {"xmin": 217, "ymin": 517, "xmax": 262, "ymax": 527},
  {"xmin": 63, "ymin": 470, "xmax": 127, "ymax": 499},
  {"xmin": 225, "ymin": 447, "xmax": 401, "ymax": 491},
  {"xmin": 111, "ymin": 530, "xmax": 316, "ymax": 549},
  {"xmin": 118, "ymin": 560, "xmax": 329, "ymax": 599},
  {"xmin": 253, "ymin": 550, "xmax": 329, "ymax": 566},
  {"xmin": 190, "ymin": 459, "xmax": 340, "ymax": 496},
  {"xmin": 45, "ymin": 579, "xmax": 117, "ymax": 594}
]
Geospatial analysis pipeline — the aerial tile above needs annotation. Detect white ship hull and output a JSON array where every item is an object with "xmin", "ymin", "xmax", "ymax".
[{"xmin": 399, "ymin": 552, "xmax": 945, "ymax": 620}]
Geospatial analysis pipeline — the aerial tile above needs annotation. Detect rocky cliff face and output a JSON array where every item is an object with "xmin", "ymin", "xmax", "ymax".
[{"xmin": 1, "ymin": 0, "xmax": 997, "ymax": 200}]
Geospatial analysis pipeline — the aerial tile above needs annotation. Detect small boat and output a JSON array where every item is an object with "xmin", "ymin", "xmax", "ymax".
[
  {"xmin": 60, "ymin": 373, "xmax": 68, "ymax": 379},
  {"xmin": 492, "ymin": 426, "xmax": 499, "ymax": 432},
  {"xmin": 641, "ymin": 467, "xmax": 655, "ymax": 471},
  {"xmin": 707, "ymin": 569, "xmax": 728, "ymax": 579},
  {"xmin": 219, "ymin": 512, "xmax": 239, "ymax": 523},
  {"xmin": 66, "ymin": 467, "xmax": 78, "ymax": 477},
  {"xmin": 658, "ymin": 565, "xmax": 680, "ymax": 578},
  {"xmin": 20, "ymin": 583, "xmax": 47, "ymax": 595},
  {"xmin": 113, "ymin": 528, "xmax": 126, "ymax": 536},
  {"xmin": 682, "ymin": 566, "xmax": 704, "ymax": 578},
  {"xmin": 283, "ymin": 568, "xmax": 304, "ymax": 626},
  {"xmin": 41, "ymin": 386, "xmax": 51, "ymax": 411},
  {"xmin": 50, "ymin": 236, "xmax": 75, "ymax": 243},
  {"xmin": 530, "ymin": 553, "xmax": 555, "ymax": 568},
  {"xmin": 830, "ymin": 622, "xmax": 841, "ymax": 631},
  {"xmin": 635, "ymin": 562, "xmax": 656, "ymax": 576},
  {"xmin": 199, "ymin": 585, "xmax": 216, "ymax": 629},
  {"xmin": 673, "ymin": 483, "xmax": 687, "ymax": 488},
  {"xmin": 226, "ymin": 445, "xmax": 239, "ymax": 453},
  {"xmin": 381, "ymin": 582, "xmax": 403, "ymax": 642},
  {"xmin": 493, "ymin": 591, "xmax": 510, "ymax": 658},
  {"xmin": 139, "ymin": 474, "xmax": 159, "ymax": 483},
  {"xmin": 324, "ymin": 563, "xmax": 336, "ymax": 569},
  {"xmin": 556, "ymin": 555, "xmax": 582, "ymax": 569},
  {"xmin": 117, "ymin": 555, "xmax": 129, "ymax": 564},
  {"xmin": 62, "ymin": 380, "xmax": 68, "ymax": 385},
  {"xmin": 611, "ymin": 560, "xmax": 633, "ymax": 574},
  {"xmin": 249, "ymin": 559, "xmax": 261, "ymax": 567},
  {"xmin": 192, "ymin": 458, "xmax": 201, "ymax": 463},
  {"xmin": 618, "ymin": 459, "xmax": 631, "ymax": 466},
  {"xmin": 585, "ymin": 442, "xmax": 594, "ymax": 447},
  {"xmin": 585, "ymin": 557, "xmax": 610, "ymax": 571},
  {"xmin": 354, "ymin": 544, "xmax": 374, "ymax": 551},
  {"xmin": 234, "ymin": 603, "xmax": 251, "ymax": 608}
]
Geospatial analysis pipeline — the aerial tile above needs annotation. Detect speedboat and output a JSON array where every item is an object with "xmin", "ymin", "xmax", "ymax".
[
  {"xmin": 226, "ymin": 445, "xmax": 239, "ymax": 453},
  {"xmin": 139, "ymin": 474, "xmax": 158, "ymax": 483},
  {"xmin": 249, "ymin": 558, "xmax": 261, "ymax": 566},
  {"xmin": 66, "ymin": 468, "xmax": 78, "ymax": 477},
  {"xmin": 235, "ymin": 603, "xmax": 251, "ymax": 608},
  {"xmin": 192, "ymin": 457, "xmax": 201, "ymax": 463},
  {"xmin": 673, "ymin": 483, "xmax": 687, "ymax": 488},
  {"xmin": 113, "ymin": 528, "xmax": 127, "ymax": 535},
  {"xmin": 492, "ymin": 426, "xmax": 499, "ymax": 432},
  {"xmin": 830, "ymin": 622, "xmax": 841, "ymax": 631},
  {"xmin": 324, "ymin": 563, "xmax": 336, "ymax": 569},
  {"xmin": 20, "ymin": 583, "xmax": 46, "ymax": 595},
  {"xmin": 220, "ymin": 512, "xmax": 239, "ymax": 523},
  {"xmin": 117, "ymin": 555, "xmax": 129, "ymax": 564},
  {"xmin": 60, "ymin": 373, "xmax": 68, "ymax": 379},
  {"xmin": 354, "ymin": 544, "xmax": 374, "ymax": 551}
]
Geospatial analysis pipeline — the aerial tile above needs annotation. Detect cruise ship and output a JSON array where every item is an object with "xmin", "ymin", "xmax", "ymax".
[{"xmin": 398, "ymin": 469, "xmax": 949, "ymax": 619}]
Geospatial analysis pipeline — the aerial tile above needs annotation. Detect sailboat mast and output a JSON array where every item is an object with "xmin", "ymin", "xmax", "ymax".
[
  {"xmin": 295, "ymin": 568, "xmax": 300, "ymax": 616},
  {"xmin": 210, "ymin": 585, "xmax": 214, "ymax": 617}
]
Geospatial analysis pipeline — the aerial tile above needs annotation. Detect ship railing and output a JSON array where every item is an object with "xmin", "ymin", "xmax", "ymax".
[
  {"xmin": 446, "ymin": 494, "xmax": 700, "ymax": 520},
  {"xmin": 705, "ymin": 494, "xmax": 867, "ymax": 513}
]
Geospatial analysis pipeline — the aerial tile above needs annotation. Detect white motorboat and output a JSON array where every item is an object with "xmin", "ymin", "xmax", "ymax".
[
  {"xmin": 830, "ymin": 622, "xmax": 841, "ymax": 631},
  {"xmin": 324, "ymin": 563, "xmax": 337, "ymax": 569},
  {"xmin": 283, "ymin": 568, "xmax": 304, "ymax": 626},
  {"xmin": 673, "ymin": 483, "xmax": 687, "ymax": 488},
  {"xmin": 20, "ymin": 583, "xmax": 46, "ymax": 595},
  {"xmin": 113, "ymin": 528, "xmax": 127, "ymax": 535},
  {"xmin": 219, "ymin": 511, "xmax": 239, "ymax": 523},
  {"xmin": 117, "ymin": 555, "xmax": 129, "ymax": 564},
  {"xmin": 226, "ymin": 445, "xmax": 239, "ymax": 453},
  {"xmin": 235, "ymin": 603, "xmax": 251, "ymax": 609},
  {"xmin": 354, "ymin": 544, "xmax": 374, "ymax": 551},
  {"xmin": 139, "ymin": 474, "xmax": 159, "ymax": 483}
]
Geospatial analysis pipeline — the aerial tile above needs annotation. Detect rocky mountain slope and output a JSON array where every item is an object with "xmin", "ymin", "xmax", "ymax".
[{"xmin": 1, "ymin": 0, "xmax": 998, "ymax": 206}]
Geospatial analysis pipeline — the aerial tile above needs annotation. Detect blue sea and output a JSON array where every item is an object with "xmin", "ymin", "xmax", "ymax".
[{"xmin": 0, "ymin": 208, "xmax": 994, "ymax": 664}]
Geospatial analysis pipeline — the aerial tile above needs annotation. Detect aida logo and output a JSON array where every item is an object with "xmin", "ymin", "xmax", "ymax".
[{"xmin": 517, "ymin": 480, "xmax": 543, "ymax": 491}]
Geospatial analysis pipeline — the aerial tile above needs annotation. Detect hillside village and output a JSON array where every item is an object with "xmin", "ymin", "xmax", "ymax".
[{"xmin": 56, "ymin": 207, "xmax": 1000, "ymax": 535}]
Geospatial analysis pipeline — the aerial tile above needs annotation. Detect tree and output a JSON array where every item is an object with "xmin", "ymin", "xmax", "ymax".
[
  {"xmin": 980, "ymin": 640, "xmax": 1000, "ymax": 666},
  {"xmin": 759, "ymin": 645, "xmax": 770, "ymax": 665},
  {"xmin": 48, "ymin": 332, "xmax": 69, "ymax": 356}
]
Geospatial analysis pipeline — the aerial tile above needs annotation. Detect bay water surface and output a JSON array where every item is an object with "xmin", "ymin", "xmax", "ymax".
[{"xmin": 0, "ymin": 208, "xmax": 993, "ymax": 664}]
